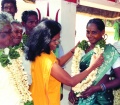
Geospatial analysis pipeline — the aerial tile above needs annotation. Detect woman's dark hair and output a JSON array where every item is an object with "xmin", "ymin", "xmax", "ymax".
[
  {"xmin": 25, "ymin": 19, "xmax": 61, "ymax": 61},
  {"xmin": 21, "ymin": 10, "xmax": 38, "ymax": 23},
  {"xmin": 87, "ymin": 18, "xmax": 105, "ymax": 31}
]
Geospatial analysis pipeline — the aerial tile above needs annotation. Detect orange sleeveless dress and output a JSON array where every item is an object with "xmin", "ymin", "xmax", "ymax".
[{"xmin": 30, "ymin": 51, "xmax": 61, "ymax": 105}]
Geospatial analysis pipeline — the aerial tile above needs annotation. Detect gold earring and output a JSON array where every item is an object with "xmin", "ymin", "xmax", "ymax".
[{"xmin": 103, "ymin": 34, "xmax": 108, "ymax": 41}]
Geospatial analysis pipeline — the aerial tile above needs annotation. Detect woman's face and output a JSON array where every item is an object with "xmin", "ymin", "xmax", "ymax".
[
  {"xmin": 0, "ymin": 24, "xmax": 12, "ymax": 48},
  {"xmin": 49, "ymin": 33, "xmax": 60, "ymax": 50},
  {"xmin": 86, "ymin": 23, "xmax": 104, "ymax": 45}
]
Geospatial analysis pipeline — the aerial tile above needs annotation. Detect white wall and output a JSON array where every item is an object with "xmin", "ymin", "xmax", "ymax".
[{"xmin": 16, "ymin": 1, "xmax": 37, "ymax": 21}]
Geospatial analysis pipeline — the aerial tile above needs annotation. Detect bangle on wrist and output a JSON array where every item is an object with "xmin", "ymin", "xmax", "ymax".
[
  {"xmin": 71, "ymin": 51, "xmax": 74, "ymax": 54},
  {"xmin": 100, "ymin": 83, "xmax": 106, "ymax": 92}
]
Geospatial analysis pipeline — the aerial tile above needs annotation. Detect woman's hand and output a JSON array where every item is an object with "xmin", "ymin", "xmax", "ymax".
[
  {"xmin": 80, "ymin": 86, "xmax": 98, "ymax": 98},
  {"xmin": 71, "ymin": 41, "xmax": 80, "ymax": 53},
  {"xmin": 76, "ymin": 41, "xmax": 80, "ymax": 47},
  {"xmin": 89, "ymin": 53, "xmax": 104, "ymax": 70},
  {"xmin": 68, "ymin": 90, "xmax": 78, "ymax": 104}
]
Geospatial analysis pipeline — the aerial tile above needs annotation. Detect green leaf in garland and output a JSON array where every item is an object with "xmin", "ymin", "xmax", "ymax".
[
  {"xmin": 24, "ymin": 101, "xmax": 34, "ymax": 105},
  {"xmin": 14, "ymin": 42, "xmax": 24, "ymax": 50},
  {"xmin": 0, "ymin": 54, "xmax": 11, "ymax": 67},
  {"xmin": 19, "ymin": 42, "xmax": 24, "ymax": 48},
  {"xmin": 23, "ymin": 34, "xmax": 28, "ymax": 45},
  {"xmin": 0, "ymin": 46, "xmax": 22, "ymax": 67},
  {"xmin": 0, "ymin": 49, "xmax": 4, "ymax": 57},
  {"xmin": 96, "ymin": 39, "xmax": 106, "ymax": 48},
  {"xmin": 77, "ymin": 40, "xmax": 89, "ymax": 51},
  {"xmin": 9, "ymin": 48, "xmax": 20, "ymax": 59},
  {"xmin": 1, "ymin": 59, "xmax": 11, "ymax": 67}
]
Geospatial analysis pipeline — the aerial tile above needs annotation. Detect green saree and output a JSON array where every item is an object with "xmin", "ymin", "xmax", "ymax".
[{"xmin": 77, "ymin": 44, "xmax": 119, "ymax": 105}]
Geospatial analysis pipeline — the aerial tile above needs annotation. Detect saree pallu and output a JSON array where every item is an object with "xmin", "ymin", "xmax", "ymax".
[{"xmin": 77, "ymin": 44, "xmax": 119, "ymax": 105}]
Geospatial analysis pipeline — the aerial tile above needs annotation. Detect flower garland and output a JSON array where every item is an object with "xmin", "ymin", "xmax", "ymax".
[
  {"xmin": 71, "ymin": 39, "xmax": 105, "ymax": 97},
  {"xmin": 0, "ymin": 44, "xmax": 33, "ymax": 105},
  {"xmin": 113, "ymin": 89, "xmax": 120, "ymax": 105}
]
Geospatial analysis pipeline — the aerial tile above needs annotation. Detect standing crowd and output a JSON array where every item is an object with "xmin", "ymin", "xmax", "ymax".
[{"xmin": 0, "ymin": 0, "xmax": 120, "ymax": 105}]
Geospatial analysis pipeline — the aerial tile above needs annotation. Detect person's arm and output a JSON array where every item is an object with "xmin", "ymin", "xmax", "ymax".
[
  {"xmin": 51, "ymin": 54, "xmax": 104, "ymax": 87},
  {"xmin": 80, "ymin": 58, "xmax": 120, "ymax": 98},
  {"xmin": 80, "ymin": 67, "xmax": 120, "ymax": 98},
  {"xmin": 101, "ymin": 67, "xmax": 120, "ymax": 89},
  {"xmin": 95, "ymin": 58, "xmax": 120, "ymax": 90},
  {"xmin": 57, "ymin": 48, "xmax": 74, "ymax": 67},
  {"xmin": 58, "ymin": 44, "xmax": 77, "ymax": 67}
]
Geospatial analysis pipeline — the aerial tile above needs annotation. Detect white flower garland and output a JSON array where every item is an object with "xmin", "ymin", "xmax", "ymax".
[
  {"xmin": 4, "ymin": 48, "xmax": 32, "ymax": 104},
  {"xmin": 113, "ymin": 89, "xmax": 120, "ymax": 105},
  {"xmin": 71, "ymin": 45, "xmax": 104, "ymax": 97}
]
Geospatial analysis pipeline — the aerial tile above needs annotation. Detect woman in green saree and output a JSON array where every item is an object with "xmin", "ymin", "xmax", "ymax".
[{"xmin": 69, "ymin": 18, "xmax": 120, "ymax": 105}]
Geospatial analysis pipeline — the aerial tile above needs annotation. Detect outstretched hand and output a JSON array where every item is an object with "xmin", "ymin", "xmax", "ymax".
[{"xmin": 89, "ymin": 53, "xmax": 104, "ymax": 69}]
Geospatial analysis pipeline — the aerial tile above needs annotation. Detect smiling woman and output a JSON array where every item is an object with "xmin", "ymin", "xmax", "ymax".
[{"xmin": 69, "ymin": 18, "xmax": 120, "ymax": 105}]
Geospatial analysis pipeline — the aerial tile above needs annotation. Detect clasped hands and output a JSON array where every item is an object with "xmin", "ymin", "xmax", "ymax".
[{"xmin": 68, "ymin": 86, "xmax": 97, "ymax": 104}]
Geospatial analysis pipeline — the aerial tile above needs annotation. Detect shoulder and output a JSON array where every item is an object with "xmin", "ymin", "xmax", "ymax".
[
  {"xmin": 106, "ymin": 44, "xmax": 117, "ymax": 50},
  {"xmin": 113, "ymin": 41, "xmax": 120, "ymax": 44},
  {"xmin": 113, "ymin": 41, "xmax": 120, "ymax": 53},
  {"xmin": 105, "ymin": 44, "xmax": 120, "ymax": 55},
  {"xmin": 36, "ymin": 51, "xmax": 58, "ymax": 64}
]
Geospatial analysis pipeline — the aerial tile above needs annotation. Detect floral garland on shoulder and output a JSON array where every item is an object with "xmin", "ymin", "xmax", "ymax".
[
  {"xmin": 71, "ymin": 39, "xmax": 105, "ymax": 97},
  {"xmin": 0, "ymin": 42, "xmax": 33, "ymax": 105},
  {"xmin": 113, "ymin": 88, "xmax": 120, "ymax": 105}
]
